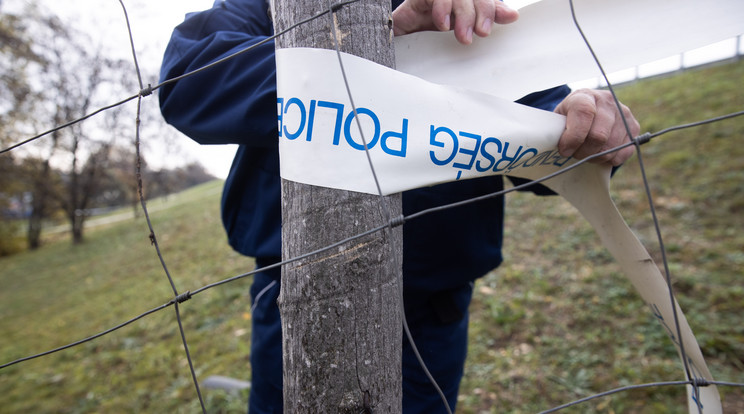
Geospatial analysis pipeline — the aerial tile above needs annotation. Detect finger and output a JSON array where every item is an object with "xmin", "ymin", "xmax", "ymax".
[
  {"xmin": 605, "ymin": 121, "xmax": 636, "ymax": 166},
  {"xmin": 605, "ymin": 104, "xmax": 640, "ymax": 165},
  {"xmin": 572, "ymin": 97, "xmax": 615, "ymax": 161},
  {"xmin": 430, "ymin": 0, "xmax": 453, "ymax": 31},
  {"xmin": 393, "ymin": 0, "xmax": 429, "ymax": 35},
  {"xmin": 584, "ymin": 100, "xmax": 640, "ymax": 165},
  {"xmin": 473, "ymin": 0, "xmax": 496, "ymax": 37},
  {"xmin": 451, "ymin": 0, "xmax": 476, "ymax": 44},
  {"xmin": 622, "ymin": 103, "xmax": 641, "ymax": 138},
  {"xmin": 556, "ymin": 91, "xmax": 596, "ymax": 158},
  {"xmin": 593, "ymin": 112, "xmax": 631, "ymax": 165},
  {"xmin": 493, "ymin": 1, "xmax": 519, "ymax": 24}
]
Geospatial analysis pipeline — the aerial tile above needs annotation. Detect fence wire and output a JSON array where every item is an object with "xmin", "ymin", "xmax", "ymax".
[{"xmin": 1, "ymin": 0, "xmax": 743, "ymax": 413}]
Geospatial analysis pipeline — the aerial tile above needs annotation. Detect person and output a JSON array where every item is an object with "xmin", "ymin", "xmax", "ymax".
[{"xmin": 158, "ymin": 0, "xmax": 640, "ymax": 412}]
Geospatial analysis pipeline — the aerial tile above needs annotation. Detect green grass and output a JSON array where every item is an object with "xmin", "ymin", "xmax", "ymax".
[
  {"xmin": 0, "ymin": 181, "xmax": 254, "ymax": 413},
  {"xmin": 1, "ymin": 60, "xmax": 743, "ymax": 413}
]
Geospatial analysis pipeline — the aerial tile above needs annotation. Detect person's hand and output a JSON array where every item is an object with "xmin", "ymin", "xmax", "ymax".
[
  {"xmin": 392, "ymin": 0, "xmax": 519, "ymax": 45},
  {"xmin": 554, "ymin": 89, "xmax": 640, "ymax": 166}
]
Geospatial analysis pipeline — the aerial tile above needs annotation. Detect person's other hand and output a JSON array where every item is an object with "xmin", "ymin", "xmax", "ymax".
[
  {"xmin": 554, "ymin": 89, "xmax": 640, "ymax": 166},
  {"xmin": 392, "ymin": 0, "xmax": 519, "ymax": 45}
]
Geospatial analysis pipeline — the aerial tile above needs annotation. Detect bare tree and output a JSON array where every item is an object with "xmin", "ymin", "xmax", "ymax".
[
  {"xmin": 16, "ymin": 7, "xmax": 136, "ymax": 244},
  {"xmin": 0, "ymin": 2, "xmax": 40, "ymax": 142},
  {"xmin": 15, "ymin": 156, "xmax": 61, "ymax": 249},
  {"xmin": 4, "ymin": 1, "xmax": 205, "ymax": 247},
  {"xmin": 0, "ymin": 1, "xmax": 52, "ymax": 250}
]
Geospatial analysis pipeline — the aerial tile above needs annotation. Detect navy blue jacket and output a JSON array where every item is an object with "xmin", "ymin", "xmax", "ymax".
[{"xmin": 159, "ymin": 0, "xmax": 570, "ymax": 292}]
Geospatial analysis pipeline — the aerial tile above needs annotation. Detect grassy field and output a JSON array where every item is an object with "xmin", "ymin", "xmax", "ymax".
[
  {"xmin": 1, "ymin": 60, "xmax": 743, "ymax": 413},
  {"xmin": 0, "ymin": 181, "xmax": 254, "ymax": 413}
]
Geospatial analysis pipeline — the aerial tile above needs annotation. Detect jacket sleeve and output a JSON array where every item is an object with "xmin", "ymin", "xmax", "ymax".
[{"xmin": 158, "ymin": 0, "xmax": 278, "ymax": 147}]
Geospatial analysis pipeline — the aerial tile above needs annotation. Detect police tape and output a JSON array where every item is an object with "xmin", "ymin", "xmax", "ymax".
[
  {"xmin": 276, "ymin": 47, "xmax": 722, "ymax": 412},
  {"xmin": 275, "ymin": 0, "xmax": 744, "ymax": 411},
  {"xmin": 276, "ymin": 50, "xmax": 568, "ymax": 195}
]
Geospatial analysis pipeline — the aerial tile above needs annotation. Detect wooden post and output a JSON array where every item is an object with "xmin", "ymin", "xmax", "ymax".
[{"xmin": 271, "ymin": 0, "xmax": 403, "ymax": 412}]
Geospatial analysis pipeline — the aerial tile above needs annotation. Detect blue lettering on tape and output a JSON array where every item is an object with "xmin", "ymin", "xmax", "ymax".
[
  {"xmin": 282, "ymin": 97, "xmax": 306, "ymax": 140},
  {"xmin": 306, "ymin": 100, "xmax": 317, "ymax": 142},
  {"xmin": 277, "ymin": 97, "xmax": 575, "ymax": 171},
  {"xmin": 429, "ymin": 126, "xmax": 458, "ymax": 166},
  {"xmin": 381, "ymin": 119, "xmax": 409, "ymax": 157},
  {"xmin": 493, "ymin": 141, "xmax": 523, "ymax": 172},
  {"xmin": 317, "ymin": 100, "xmax": 345, "ymax": 146},
  {"xmin": 277, "ymin": 97, "xmax": 284, "ymax": 138},
  {"xmin": 344, "ymin": 107, "xmax": 380, "ymax": 150},
  {"xmin": 452, "ymin": 131, "xmax": 481, "ymax": 170},
  {"xmin": 505, "ymin": 148, "xmax": 539, "ymax": 172},
  {"xmin": 476, "ymin": 137, "xmax": 501, "ymax": 172},
  {"xmin": 278, "ymin": 96, "xmax": 409, "ymax": 157}
]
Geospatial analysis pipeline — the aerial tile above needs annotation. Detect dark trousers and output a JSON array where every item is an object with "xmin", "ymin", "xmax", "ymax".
[{"xmin": 248, "ymin": 259, "xmax": 473, "ymax": 414}]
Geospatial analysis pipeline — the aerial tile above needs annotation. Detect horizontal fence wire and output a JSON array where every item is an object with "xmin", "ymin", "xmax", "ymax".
[{"xmin": 0, "ymin": 0, "xmax": 742, "ymax": 413}]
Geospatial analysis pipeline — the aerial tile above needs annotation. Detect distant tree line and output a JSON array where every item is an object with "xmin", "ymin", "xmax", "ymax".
[
  {"xmin": 0, "ymin": 1, "xmax": 213, "ymax": 255},
  {"xmin": 0, "ymin": 149, "xmax": 214, "ymax": 255}
]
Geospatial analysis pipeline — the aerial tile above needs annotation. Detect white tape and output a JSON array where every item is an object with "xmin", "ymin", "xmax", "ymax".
[
  {"xmin": 276, "ymin": 0, "xmax": 738, "ymax": 411},
  {"xmin": 544, "ymin": 164, "xmax": 721, "ymax": 413},
  {"xmin": 395, "ymin": 0, "xmax": 744, "ymax": 101},
  {"xmin": 277, "ymin": 48, "xmax": 569, "ymax": 195}
]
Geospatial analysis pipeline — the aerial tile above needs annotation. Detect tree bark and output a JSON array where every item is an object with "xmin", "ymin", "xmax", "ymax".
[
  {"xmin": 27, "ymin": 159, "xmax": 53, "ymax": 250},
  {"xmin": 272, "ymin": 0, "xmax": 403, "ymax": 412}
]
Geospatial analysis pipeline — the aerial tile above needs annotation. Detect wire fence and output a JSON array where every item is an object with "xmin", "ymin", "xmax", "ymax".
[{"xmin": 1, "ymin": 0, "xmax": 743, "ymax": 413}]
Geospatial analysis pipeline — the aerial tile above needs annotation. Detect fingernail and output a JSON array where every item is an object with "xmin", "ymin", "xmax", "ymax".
[
  {"xmin": 482, "ymin": 18, "xmax": 492, "ymax": 35},
  {"xmin": 444, "ymin": 14, "xmax": 450, "ymax": 30},
  {"xmin": 466, "ymin": 27, "xmax": 473, "ymax": 43}
]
